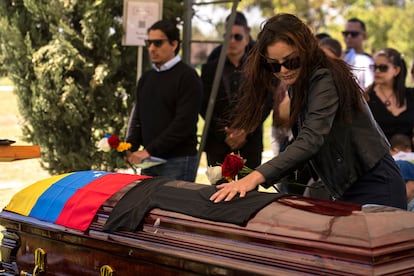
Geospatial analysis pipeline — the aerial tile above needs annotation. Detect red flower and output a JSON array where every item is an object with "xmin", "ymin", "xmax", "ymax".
[
  {"xmin": 107, "ymin": 134, "xmax": 120, "ymax": 149},
  {"xmin": 222, "ymin": 154, "xmax": 244, "ymax": 179}
]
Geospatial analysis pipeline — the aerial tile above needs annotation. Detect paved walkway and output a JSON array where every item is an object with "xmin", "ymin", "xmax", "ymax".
[{"xmin": 0, "ymin": 86, "xmax": 13, "ymax": 92}]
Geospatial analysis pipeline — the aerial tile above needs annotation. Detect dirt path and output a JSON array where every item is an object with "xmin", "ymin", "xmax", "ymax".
[{"xmin": 0, "ymin": 89, "xmax": 50, "ymax": 209}]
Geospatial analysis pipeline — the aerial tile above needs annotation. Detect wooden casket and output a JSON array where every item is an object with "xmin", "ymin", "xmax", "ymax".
[{"xmin": 1, "ymin": 170, "xmax": 414, "ymax": 276}]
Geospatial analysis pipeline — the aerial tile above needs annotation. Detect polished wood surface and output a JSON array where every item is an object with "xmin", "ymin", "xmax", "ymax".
[
  {"xmin": 0, "ymin": 145, "xmax": 40, "ymax": 161},
  {"xmin": 1, "ymin": 194, "xmax": 414, "ymax": 275},
  {"xmin": 1, "ymin": 179, "xmax": 414, "ymax": 275}
]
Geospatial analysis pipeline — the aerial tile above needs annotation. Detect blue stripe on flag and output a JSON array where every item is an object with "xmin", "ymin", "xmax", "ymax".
[{"xmin": 29, "ymin": 171, "xmax": 112, "ymax": 222}]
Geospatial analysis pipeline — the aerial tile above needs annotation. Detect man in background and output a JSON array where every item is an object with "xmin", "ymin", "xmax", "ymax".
[
  {"xmin": 206, "ymin": 11, "xmax": 254, "ymax": 63},
  {"xmin": 342, "ymin": 18, "xmax": 374, "ymax": 89},
  {"xmin": 200, "ymin": 12, "xmax": 271, "ymax": 169},
  {"xmin": 319, "ymin": 37, "xmax": 342, "ymax": 59},
  {"xmin": 126, "ymin": 20, "xmax": 202, "ymax": 181}
]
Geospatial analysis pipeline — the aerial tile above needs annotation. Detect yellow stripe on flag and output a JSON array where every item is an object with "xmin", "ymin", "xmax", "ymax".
[{"xmin": 5, "ymin": 173, "xmax": 72, "ymax": 216}]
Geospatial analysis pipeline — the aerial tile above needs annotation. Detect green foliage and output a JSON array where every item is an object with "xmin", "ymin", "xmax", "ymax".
[
  {"xmin": 1, "ymin": 0, "xmax": 413, "ymax": 174},
  {"xmin": 163, "ymin": 0, "xmax": 184, "ymax": 21},
  {"xmin": 0, "ymin": 0, "xmax": 147, "ymax": 174},
  {"xmin": 341, "ymin": 2, "xmax": 414, "ymax": 80},
  {"xmin": 236, "ymin": 0, "xmax": 414, "ymax": 64}
]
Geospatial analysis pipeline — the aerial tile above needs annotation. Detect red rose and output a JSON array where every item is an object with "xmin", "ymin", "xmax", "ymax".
[
  {"xmin": 107, "ymin": 134, "xmax": 120, "ymax": 149},
  {"xmin": 222, "ymin": 154, "xmax": 244, "ymax": 179}
]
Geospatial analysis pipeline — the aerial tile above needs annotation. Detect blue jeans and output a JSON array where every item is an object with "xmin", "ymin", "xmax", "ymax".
[{"xmin": 141, "ymin": 155, "xmax": 198, "ymax": 182}]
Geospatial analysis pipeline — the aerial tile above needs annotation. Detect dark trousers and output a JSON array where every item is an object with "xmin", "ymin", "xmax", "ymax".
[{"xmin": 340, "ymin": 153, "xmax": 407, "ymax": 210}]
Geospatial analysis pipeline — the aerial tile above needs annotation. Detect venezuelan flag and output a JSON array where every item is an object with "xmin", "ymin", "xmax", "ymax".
[{"xmin": 5, "ymin": 171, "xmax": 150, "ymax": 231}]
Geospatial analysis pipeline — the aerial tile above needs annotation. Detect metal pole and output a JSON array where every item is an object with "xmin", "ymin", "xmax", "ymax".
[
  {"xmin": 126, "ymin": 46, "xmax": 143, "ymax": 139},
  {"xmin": 196, "ymin": 0, "xmax": 240, "ymax": 168},
  {"xmin": 137, "ymin": 46, "xmax": 143, "ymax": 82},
  {"xmin": 182, "ymin": 0, "xmax": 193, "ymax": 65}
]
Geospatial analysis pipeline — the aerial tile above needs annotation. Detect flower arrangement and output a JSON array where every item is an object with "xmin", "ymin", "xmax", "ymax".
[
  {"xmin": 97, "ymin": 134, "xmax": 137, "ymax": 173},
  {"xmin": 206, "ymin": 153, "xmax": 252, "ymax": 184}
]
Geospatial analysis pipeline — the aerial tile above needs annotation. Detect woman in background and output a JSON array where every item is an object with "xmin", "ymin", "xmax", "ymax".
[{"xmin": 365, "ymin": 48, "xmax": 414, "ymax": 149}]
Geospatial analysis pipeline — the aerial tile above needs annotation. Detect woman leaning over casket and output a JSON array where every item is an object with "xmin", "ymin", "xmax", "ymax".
[{"xmin": 210, "ymin": 13, "xmax": 407, "ymax": 209}]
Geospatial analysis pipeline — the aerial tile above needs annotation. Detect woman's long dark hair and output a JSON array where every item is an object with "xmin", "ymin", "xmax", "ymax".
[
  {"xmin": 366, "ymin": 48, "xmax": 407, "ymax": 107},
  {"xmin": 231, "ymin": 13, "xmax": 364, "ymax": 133}
]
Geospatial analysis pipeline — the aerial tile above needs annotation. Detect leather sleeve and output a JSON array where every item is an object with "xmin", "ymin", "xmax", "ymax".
[{"xmin": 256, "ymin": 69, "xmax": 339, "ymax": 188}]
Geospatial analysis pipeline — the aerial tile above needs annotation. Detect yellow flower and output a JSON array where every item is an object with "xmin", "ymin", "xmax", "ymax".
[{"xmin": 117, "ymin": 142, "xmax": 132, "ymax": 152}]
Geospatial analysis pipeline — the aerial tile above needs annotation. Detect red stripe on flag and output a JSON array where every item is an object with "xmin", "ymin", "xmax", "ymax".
[{"xmin": 55, "ymin": 173, "xmax": 150, "ymax": 231}]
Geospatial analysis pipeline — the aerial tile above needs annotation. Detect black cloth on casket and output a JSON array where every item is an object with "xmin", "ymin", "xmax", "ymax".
[{"xmin": 103, "ymin": 177, "xmax": 283, "ymax": 232}]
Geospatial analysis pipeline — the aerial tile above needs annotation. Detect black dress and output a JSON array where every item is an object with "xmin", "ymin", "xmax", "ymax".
[{"xmin": 367, "ymin": 87, "xmax": 414, "ymax": 143}]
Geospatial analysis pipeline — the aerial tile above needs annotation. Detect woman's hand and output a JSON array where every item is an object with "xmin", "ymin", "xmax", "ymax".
[{"xmin": 209, "ymin": 171, "xmax": 265, "ymax": 203}]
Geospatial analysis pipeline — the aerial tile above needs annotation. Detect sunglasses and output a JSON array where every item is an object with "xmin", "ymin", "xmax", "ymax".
[
  {"xmin": 223, "ymin": 33, "xmax": 244, "ymax": 42},
  {"xmin": 342, "ymin": 31, "xmax": 361, "ymax": 38},
  {"xmin": 144, "ymin": 39, "xmax": 169, "ymax": 48},
  {"xmin": 370, "ymin": 64, "xmax": 389, "ymax": 73},
  {"xmin": 262, "ymin": 56, "xmax": 301, "ymax": 73}
]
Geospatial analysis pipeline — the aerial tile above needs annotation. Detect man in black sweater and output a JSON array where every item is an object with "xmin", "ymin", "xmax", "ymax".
[{"xmin": 126, "ymin": 20, "xmax": 202, "ymax": 181}]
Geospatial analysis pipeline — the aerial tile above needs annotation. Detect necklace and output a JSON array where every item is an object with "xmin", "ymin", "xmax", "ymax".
[
  {"xmin": 376, "ymin": 86, "xmax": 393, "ymax": 107},
  {"xmin": 384, "ymin": 96, "xmax": 392, "ymax": 107}
]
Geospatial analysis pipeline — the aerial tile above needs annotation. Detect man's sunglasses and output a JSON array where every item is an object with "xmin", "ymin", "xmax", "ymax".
[
  {"xmin": 370, "ymin": 64, "xmax": 390, "ymax": 73},
  {"xmin": 144, "ymin": 39, "xmax": 169, "ymax": 48},
  {"xmin": 262, "ymin": 56, "xmax": 301, "ymax": 73},
  {"xmin": 223, "ymin": 33, "xmax": 244, "ymax": 42},
  {"xmin": 341, "ymin": 31, "xmax": 361, "ymax": 38}
]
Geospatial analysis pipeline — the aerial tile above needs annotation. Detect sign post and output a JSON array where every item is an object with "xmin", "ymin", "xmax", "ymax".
[
  {"xmin": 122, "ymin": 0, "xmax": 163, "ymax": 81},
  {"xmin": 123, "ymin": 0, "xmax": 163, "ymax": 140}
]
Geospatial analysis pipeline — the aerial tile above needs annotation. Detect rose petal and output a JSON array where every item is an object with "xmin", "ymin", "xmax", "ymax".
[
  {"xmin": 222, "ymin": 154, "xmax": 244, "ymax": 178},
  {"xmin": 97, "ymin": 138, "xmax": 111, "ymax": 152},
  {"xmin": 206, "ymin": 166, "xmax": 223, "ymax": 184},
  {"xmin": 108, "ymin": 134, "xmax": 120, "ymax": 149}
]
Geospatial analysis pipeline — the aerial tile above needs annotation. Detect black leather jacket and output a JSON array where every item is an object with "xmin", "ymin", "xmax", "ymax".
[{"xmin": 256, "ymin": 68, "xmax": 389, "ymax": 199}]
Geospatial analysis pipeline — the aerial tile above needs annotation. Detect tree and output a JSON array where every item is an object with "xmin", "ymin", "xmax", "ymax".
[
  {"xmin": 0, "ymin": 0, "xmax": 182, "ymax": 174},
  {"xmin": 230, "ymin": 0, "xmax": 414, "ymax": 62},
  {"xmin": 344, "ymin": 2, "xmax": 414, "ymax": 58},
  {"xmin": 236, "ymin": 0, "xmax": 356, "ymax": 30}
]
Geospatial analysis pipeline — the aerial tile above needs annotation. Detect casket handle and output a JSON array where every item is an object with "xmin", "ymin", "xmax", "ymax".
[
  {"xmin": 20, "ymin": 248, "xmax": 47, "ymax": 276},
  {"xmin": 100, "ymin": 265, "xmax": 115, "ymax": 276},
  {"xmin": 33, "ymin": 248, "xmax": 47, "ymax": 275}
]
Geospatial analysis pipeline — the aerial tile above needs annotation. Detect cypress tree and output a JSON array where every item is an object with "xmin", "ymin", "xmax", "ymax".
[{"xmin": 0, "ymin": 0, "xmax": 183, "ymax": 174}]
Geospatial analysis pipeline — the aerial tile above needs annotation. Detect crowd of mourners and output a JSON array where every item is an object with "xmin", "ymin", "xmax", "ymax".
[{"xmin": 125, "ymin": 11, "xmax": 414, "ymax": 212}]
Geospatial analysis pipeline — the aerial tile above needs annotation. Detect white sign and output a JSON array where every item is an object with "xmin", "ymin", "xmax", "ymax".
[{"xmin": 123, "ymin": 0, "xmax": 163, "ymax": 46}]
